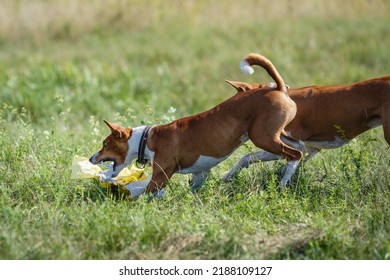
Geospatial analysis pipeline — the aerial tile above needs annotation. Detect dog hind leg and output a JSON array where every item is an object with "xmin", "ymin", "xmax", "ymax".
[
  {"xmin": 222, "ymin": 151, "xmax": 282, "ymax": 182},
  {"xmin": 250, "ymin": 134, "xmax": 303, "ymax": 187}
]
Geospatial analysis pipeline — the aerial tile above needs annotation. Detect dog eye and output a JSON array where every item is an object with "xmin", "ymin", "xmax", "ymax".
[{"xmin": 103, "ymin": 141, "xmax": 108, "ymax": 147}]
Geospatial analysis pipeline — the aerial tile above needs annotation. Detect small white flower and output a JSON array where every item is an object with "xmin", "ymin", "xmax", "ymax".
[
  {"xmin": 161, "ymin": 115, "xmax": 171, "ymax": 122},
  {"xmin": 93, "ymin": 127, "xmax": 100, "ymax": 136},
  {"xmin": 168, "ymin": 106, "xmax": 176, "ymax": 114},
  {"xmin": 43, "ymin": 130, "xmax": 51, "ymax": 139}
]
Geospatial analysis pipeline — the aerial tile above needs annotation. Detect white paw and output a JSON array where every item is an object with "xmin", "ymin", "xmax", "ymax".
[
  {"xmin": 222, "ymin": 171, "xmax": 234, "ymax": 182},
  {"xmin": 148, "ymin": 189, "xmax": 167, "ymax": 202}
]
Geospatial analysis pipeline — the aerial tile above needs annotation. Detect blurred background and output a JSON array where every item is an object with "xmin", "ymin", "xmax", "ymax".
[{"xmin": 1, "ymin": 0, "xmax": 389, "ymax": 130}]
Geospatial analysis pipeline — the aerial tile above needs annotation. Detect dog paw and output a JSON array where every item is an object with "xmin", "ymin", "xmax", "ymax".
[
  {"xmin": 189, "ymin": 179, "xmax": 202, "ymax": 193},
  {"xmin": 221, "ymin": 171, "xmax": 236, "ymax": 182},
  {"xmin": 147, "ymin": 189, "xmax": 167, "ymax": 202},
  {"xmin": 278, "ymin": 179, "xmax": 291, "ymax": 190}
]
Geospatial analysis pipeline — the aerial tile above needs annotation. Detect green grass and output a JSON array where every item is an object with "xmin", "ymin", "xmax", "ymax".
[{"xmin": 1, "ymin": 0, "xmax": 390, "ymax": 259}]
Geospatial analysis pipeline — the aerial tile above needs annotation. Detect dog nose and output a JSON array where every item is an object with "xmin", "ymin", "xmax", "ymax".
[{"xmin": 89, "ymin": 155, "xmax": 96, "ymax": 164}]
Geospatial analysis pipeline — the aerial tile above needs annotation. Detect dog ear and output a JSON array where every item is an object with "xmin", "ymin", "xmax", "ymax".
[
  {"xmin": 225, "ymin": 80, "xmax": 245, "ymax": 92},
  {"xmin": 103, "ymin": 120, "xmax": 118, "ymax": 133},
  {"xmin": 225, "ymin": 80, "xmax": 248, "ymax": 92},
  {"xmin": 120, "ymin": 128, "xmax": 132, "ymax": 141},
  {"xmin": 103, "ymin": 120, "xmax": 132, "ymax": 141},
  {"xmin": 225, "ymin": 80, "xmax": 268, "ymax": 92}
]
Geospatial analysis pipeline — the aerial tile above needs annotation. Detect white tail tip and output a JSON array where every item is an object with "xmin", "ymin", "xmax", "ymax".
[{"xmin": 240, "ymin": 60, "xmax": 254, "ymax": 75}]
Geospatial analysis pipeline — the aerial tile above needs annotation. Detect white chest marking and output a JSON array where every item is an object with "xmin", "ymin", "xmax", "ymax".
[{"xmin": 177, "ymin": 155, "xmax": 229, "ymax": 174}]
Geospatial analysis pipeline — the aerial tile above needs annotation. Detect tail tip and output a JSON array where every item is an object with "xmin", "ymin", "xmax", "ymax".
[{"xmin": 240, "ymin": 60, "xmax": 254, "ymax": 75}]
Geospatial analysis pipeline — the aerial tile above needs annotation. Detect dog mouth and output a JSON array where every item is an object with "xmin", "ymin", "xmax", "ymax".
[{"xmin": 99, "ymin": 157, "xmax": 117, "ymax": 169}]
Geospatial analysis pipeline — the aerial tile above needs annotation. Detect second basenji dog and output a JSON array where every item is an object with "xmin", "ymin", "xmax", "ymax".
[{"xmin": 223, "ymin": 53, "xmax": 390, "ymax": 184}]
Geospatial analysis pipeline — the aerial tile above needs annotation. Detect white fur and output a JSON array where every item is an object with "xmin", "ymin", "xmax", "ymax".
[
  {"xmin": 240, "ymin": 60, "xmax": 254, "ymax": 75},
  {"xmin": 177, "ymin": 155, "xmax": 229, "ymax": 174},
  {"xmin": 222, "ymin": 151, "xmax": 281, "ymax": 182},
  {"xmin": 304, "ymin": 136, "xmax": 347, "ymax": 149},
  {"xmin": 124, "ymin": 126, "xmax": 155, "ymax": 166},
  {"xmin": 268, "ymin": 82, "xmax": 277, "ymax": 88}
]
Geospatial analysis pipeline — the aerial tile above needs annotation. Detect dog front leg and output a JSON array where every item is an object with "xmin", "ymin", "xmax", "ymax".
[
  {"xmin": 222, "ymin": 151, "xmax": 281, "ymax": 182},
  {"xmin": 144, "ymin": 161, "xmax": 176, "ymax": 199}
]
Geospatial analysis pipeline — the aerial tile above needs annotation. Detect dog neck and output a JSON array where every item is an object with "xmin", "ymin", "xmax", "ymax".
[{"xmin": 125, "ymin": 126, "xmax": 154, "ymax": 166}]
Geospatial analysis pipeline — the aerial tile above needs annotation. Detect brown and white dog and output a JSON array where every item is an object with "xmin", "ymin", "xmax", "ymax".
[
  {"xmin": 223, "ymin": 53, "xmax": 390, "ymax": 183},
  {"xmin": 89, "ymin": 55, "xmax": 303, "ymax": 198}
]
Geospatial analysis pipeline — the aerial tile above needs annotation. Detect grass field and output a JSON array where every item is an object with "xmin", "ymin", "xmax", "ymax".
[{"xmin": 1, "ymin": 0, "xmax": 390, "ymax": 259}]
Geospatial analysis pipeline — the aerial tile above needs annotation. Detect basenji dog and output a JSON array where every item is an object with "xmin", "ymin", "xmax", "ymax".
[
  {"xmin": 223, "ymin": 53, "xmax": 390, "ymax": 184},
  {"xmin": 89, "ymin": 54, "xmax": 303, "ymax": 198}
]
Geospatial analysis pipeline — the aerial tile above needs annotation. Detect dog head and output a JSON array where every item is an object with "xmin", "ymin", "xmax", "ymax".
[{"xmin": 89, "ymin": 120, "xmax": 132, "ymax": 177}]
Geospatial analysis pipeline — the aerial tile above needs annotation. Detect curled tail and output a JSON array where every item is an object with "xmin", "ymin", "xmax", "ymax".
[{"xmin": 240, "ymin": 53, "xmax": 286, "ymax": 93}]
